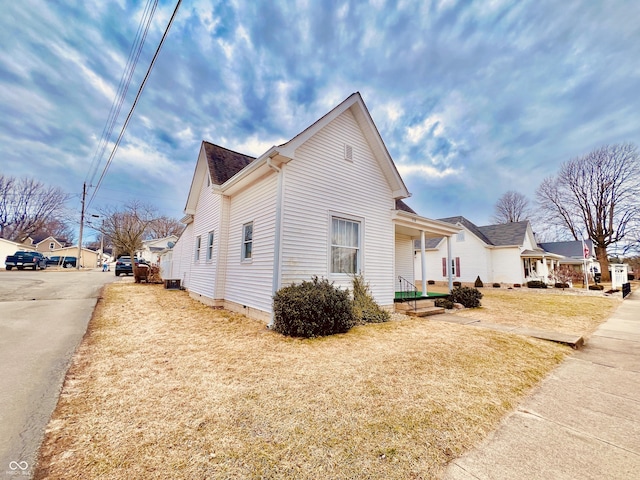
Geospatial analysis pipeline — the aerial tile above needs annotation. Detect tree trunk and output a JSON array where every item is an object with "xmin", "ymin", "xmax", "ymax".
[{"xmin": 595, "ymin": 245, "xmax": 610, "ymax": 282}]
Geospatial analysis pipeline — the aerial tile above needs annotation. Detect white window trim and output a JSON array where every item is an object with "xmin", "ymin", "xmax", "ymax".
[
  {"xmin": 328, "ymin": 211, "xmax": 364, "ymax": 277},
  {"xmin": 241, "ymin": 222, "xmax": 253, "ymax": 262},
  {"xmin": 194, "ymin": 235, "xmax": 201, "ymax": 262},
  {"xmin": 206, "ymin": 231, "xmax": 214, "ymax": 262}
]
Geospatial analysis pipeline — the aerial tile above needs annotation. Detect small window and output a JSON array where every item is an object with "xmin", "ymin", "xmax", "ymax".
[
  {"xmin": 456, "ymin": 232, "xmax": 465, "ymax": 242},
  {"xmin": 331, "ymin": 216, "xmax": 360, "ymax": 274},
  {"xmin": 194, "ymin": 235, "xmax": 201, "ymax": 261},
  {"xmin": 206, "ymin": 231, "xmax": 214, "ymax": 261},
  {"xmin": 242, "ymin": 222, "xmax": 253, "ymax": 261},
  {"xmin": 49, "ymin": 242, "xmax": 55, "ymax": 250}
]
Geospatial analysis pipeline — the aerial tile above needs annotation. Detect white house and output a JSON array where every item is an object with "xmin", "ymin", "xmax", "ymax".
[
  {"xmin": 137, "ymin": 235, "xmax": 178, "ymax": 265},
  {"xmin": 537, "ymin": 240, "xmax": 600, "ymax": 276},
  {"xmin": 415, "ymin": 217, "xmax": 564, "ymax": 285},
  {"xmin": 1, "ymin": 237, "xmax": 35, "ymax": 264},
  {"xmin": 168, "ymin": 93, "xmax": 460, "ymax": 322}
]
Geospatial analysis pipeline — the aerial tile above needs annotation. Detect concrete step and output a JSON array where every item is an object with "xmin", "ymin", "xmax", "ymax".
[
  {"xmin": 406, "ymin": 306, "xmax": 446, "ymax": 317},
  {"xmin": 395, "ymin": 299, "xmax": 436, "ymax": 311}
]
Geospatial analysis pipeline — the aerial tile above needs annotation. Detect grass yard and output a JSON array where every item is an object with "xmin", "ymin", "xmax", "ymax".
[
  {"xmin": 35, "ymin": 283, "xmax": 571, "ymax": 479},
  {"xmin": 452, "ymin": 287, "xmax": 620, "ymax": 335}
]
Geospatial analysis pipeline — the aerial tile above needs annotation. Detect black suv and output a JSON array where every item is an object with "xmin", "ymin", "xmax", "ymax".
[{"xmin": 115, "ymin": 256, "xmax": 147, "ymax": 276}]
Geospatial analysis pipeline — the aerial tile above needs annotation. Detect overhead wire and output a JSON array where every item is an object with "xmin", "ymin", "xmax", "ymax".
[
  {"xmin": 87, "ymin": 0, "xmax": 183, "ymax": 210},
  {"xmin": 85, "ymin": 0, "xmax": 158, "ymax": 187}
]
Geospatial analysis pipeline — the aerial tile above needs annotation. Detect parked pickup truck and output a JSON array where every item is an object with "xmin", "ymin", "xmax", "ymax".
[{"xmin": 5, "ymin": 251, "xmax": 48, "ymax": 270}]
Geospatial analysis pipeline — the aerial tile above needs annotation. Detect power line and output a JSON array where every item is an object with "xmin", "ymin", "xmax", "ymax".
[
  {"xmin": 87, "ymin": 0, "xmax": 182, "ymax": 209},
  {"xmin": 85, "ymin": 0, "xmax": 158, "ymax": 187}
]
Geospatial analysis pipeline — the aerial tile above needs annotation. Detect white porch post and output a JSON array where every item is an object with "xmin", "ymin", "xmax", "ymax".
[
  {"xmin": 420, "ymin": 230, "xmax": 427, "ymax": 296},
  {"xmin": 447, "ymin": 236, "xmax": 453, "ymax": 291}
]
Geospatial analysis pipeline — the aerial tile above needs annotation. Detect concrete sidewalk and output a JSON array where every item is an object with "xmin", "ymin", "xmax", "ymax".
[{"xmin": 442, "ymin": 291, "xmax": 640, "ymax": 480}]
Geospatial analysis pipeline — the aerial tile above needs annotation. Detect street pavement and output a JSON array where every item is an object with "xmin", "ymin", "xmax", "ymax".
[
  {"xmin": 442, "ymin": 290, "xmax": 640, "ymax": 480},
  {"xmin": 0, "ymin": 269, "xmax": 116, "ymax": 479}
]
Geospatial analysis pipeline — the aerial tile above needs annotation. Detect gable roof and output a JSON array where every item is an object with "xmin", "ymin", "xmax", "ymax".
[
  {"xmin": 538, "ymin": 240, "xmax": 594, "ymax": 258},
  {"xmin": 183, "ymin": 92, "xmax": 412, "ymax": 217},
  {"xmin": 203, "ymin": 142, "xmax": 255, "ymax": 185},
  {"xmin": 395, "ymin": 199, "xmax": 416, "ymax": 214},
  {"xmin": 415, "ymin": 217, "xmax": 532, "ymax": 249},
  {"xmin": 477, "ymin": 221, "xmax": 530, "ymax": 246}
]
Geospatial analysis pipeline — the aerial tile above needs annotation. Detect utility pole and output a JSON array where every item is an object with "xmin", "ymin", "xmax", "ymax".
[{"xmin": 77, "ymin": 182, "xmax": 86, "ymax": 270}]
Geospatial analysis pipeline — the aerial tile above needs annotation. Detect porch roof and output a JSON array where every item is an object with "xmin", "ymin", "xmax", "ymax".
[
  {"xmin": 392, "ymin": 210, "xmax": 461, "ymax": 238},
  {"xmin": 520, "ymin": 249, "xmax": 564, "ymax": 260}
]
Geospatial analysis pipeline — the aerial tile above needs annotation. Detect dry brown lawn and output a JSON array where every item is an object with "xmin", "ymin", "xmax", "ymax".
[
  {"xmin": 35, "ymin": 283, "xmax": 572, "ymax": 479},
  {"xmin": 451, "ymin": 287, "xmax": 620, "ymax": 335}
]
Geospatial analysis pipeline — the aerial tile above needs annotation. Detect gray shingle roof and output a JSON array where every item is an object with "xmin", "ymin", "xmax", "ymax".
[
  {"xmin": 538, "ymin": 240, "xmax": 593, "ymax": 258},
  {"xmin": 477, "ymin": 220, "xmax": 529, "ymax": 246},
  {"xmin": 203, "ymin": 141, "xmax": 255, "ymax": 185},
  {"xmin": 414, "ymin": 217, "xmax": 531, "ymax": 250},
  {"xmin": 395, "ymin": 199, "xmax": 416, "ymax": 214}
]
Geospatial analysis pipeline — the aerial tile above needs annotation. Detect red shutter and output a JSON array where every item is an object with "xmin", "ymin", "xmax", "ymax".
[
  {"xmin": 442, "ymin": 257, "xmax": 447, "ymax": 277},
  {"xmin": 455, "ymin": 257, "xmax": 461, "ymax": 278}
]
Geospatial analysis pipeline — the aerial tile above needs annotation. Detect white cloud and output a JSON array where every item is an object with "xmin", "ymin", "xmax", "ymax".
[{"xmin": 396, "ymin": 162, "xmax": 461, "ymax": 179}]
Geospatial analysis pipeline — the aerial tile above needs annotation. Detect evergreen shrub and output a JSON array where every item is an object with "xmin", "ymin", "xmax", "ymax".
[
  {"xmin": 526, "ymin": 280, "xmax": 547, "ymax": 289},
  {"xmin": 434, "ymin": 297, "xmax": 455, "ymax": 309},
  {"xmin": 450, "ymin": 286, "xmax": 483, "ymax": 308},
  {"xmin": 453, "ymin": 281, "xmax": 462, "ymax": 287},
  {"xmin": 493, "ymin": 283, "xmax": 501, "ymax": 288},
  {"xmin": 272, "ymin": 277, "xmax": 355, "ymax": 338},
  {"xmin": 474, "ymin": 276, "xmax": 484, "ymax": 288},
  {"xmin": 589, "ymin": 284, "xmax": 604, "ymax": 291},
  {"xmin": 352, "ymin": 275, "xmax": 390, "ymax": 324}
]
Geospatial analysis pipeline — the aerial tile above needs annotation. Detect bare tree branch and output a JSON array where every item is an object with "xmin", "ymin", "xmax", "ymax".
[{"xmin": 491, "ymin": 190, "xmax": 531, "ymax": 224}]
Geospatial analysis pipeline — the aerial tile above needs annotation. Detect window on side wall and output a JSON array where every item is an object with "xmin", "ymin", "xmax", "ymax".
[
  {"xmin": 331, "ymin": 216, "xmax": 360, "ymax": 274},
  {"xmin": 206, "ymin": 231, "xmax": 214, "ymax": 261},
  {"xmin": 242, "ymin": 222, "xmax": 253, "ymax": 261},
  {"xmin": 194, "ymin": 235, "xmax": 201, "ymax": 261}
]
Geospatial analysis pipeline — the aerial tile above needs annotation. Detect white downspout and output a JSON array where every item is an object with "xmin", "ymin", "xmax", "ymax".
[
  {"xmin": 447, "ymin": 236, "xmax": 453, "ymax": 291},
  {"xmin": 267, "ymin": 157, "xmax": 284, "ymax": 327},
  {"xmin": 420, "ymin": 230, "xmax": 427, "ymax": 296}
]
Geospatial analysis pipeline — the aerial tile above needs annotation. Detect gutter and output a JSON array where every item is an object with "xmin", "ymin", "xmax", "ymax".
[{"xmin": 267, "ymin": 156, "xmax": 285, "ymax": 327}]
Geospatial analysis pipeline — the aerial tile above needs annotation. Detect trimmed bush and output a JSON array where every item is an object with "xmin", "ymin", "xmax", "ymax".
[
  {"xmin": 453, "ymin": 281, "xmax": 462, "ymax": 287},
  {"xmin": 589, "ymin": 284, "xmax": 604, "ymax": 291},
  {"xmin": 474, "ymin": 276, "xmax": 484, "ymax": 288},
  {"xmin": 513, "ymin": 283, "xmax": 521, "ymax": 288},
  {"xmin": 434, "ymin": 297, "xmax": 455, "ymax": 309},
  {"xmin": 427, "ymin": 280, "xmax": 435, "ymax": 285},
  {"xmin": 554, "ymin": 282, "xmax": 570, "ymax": 289},
  {"xmin": 273, "ymin": 277, "xmax": 355, "ymax": 338},
  {"xmin": 352, "ymin": 275, "xmax": 390, "ymax": 324},
  {"xmin": 450, "ymin": 286, "xmax": 482, "ymax": 308},
  {"xmin": 527, "ymin": 280, "xmax": 548, "ymax": 289},
  {"xmin": 492, "ymin": 283, "xmax": 501, "ymax": 288}
]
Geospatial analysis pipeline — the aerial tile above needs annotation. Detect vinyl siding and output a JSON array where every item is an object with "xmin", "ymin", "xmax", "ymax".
[
  {"xmin": 490, "ymin": 248, "xmax": 523, "ymax": 284},
  {"xmin": 223, "ymin": 172, "xmax": 277, "ymax": 313},
  {"xmin": 395, "ymin": 234, "xmax": 414, "ymax": 290},
  {"xmin": 280, "ymin": 108, "xmax": 396, "ymax": 306},
  {"xmin": 188, "ymin": 172, "xmax": 222, "ymax": 299},
  {"xmin": 171, "ymin": 222, "xmax": 194, "ymax": 288}
]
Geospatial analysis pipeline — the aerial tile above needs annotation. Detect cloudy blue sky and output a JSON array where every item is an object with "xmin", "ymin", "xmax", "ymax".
[{"xmin": 2, "ymin": 0, "xmax": 639, "ymax": 241}]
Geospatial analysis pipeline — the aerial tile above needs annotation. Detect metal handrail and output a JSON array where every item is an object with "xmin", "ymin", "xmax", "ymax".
[{"xmin": 398, "ymin": 275, "xmax": 419, "ymax": 310}]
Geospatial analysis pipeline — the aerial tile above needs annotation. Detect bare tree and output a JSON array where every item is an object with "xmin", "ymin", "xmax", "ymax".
[
  {"xmin": 98, "ymin": 202, "xmax": 158, "ymax": 277},
  {"xmin": 30, "ymin": 218, "xmax": 76, "ymax": 244},
  {"xmin": 0, "ymin": 174, "xmax": 70, "ymax": 241},
  {"xmin": 536, "ymin": 143, "xmax": 640, "ymax": 282},
  {"xmin": 148, "ymin": 215, "xmax": 184, "ymax": 238},
  {"xmin": 491, "ymin": 191, "xmax": 530, "ymax": 224}
]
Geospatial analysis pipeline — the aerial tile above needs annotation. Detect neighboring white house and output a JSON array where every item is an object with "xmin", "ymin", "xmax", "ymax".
[
  {"xmin": 415, "ymin": 217, "xmax": 565, "ymax": 285},
  {"xmin": 137, "ymin": 236, "xmax": 178, "ymax": 265},
  {"xmin": 1, "ymin": 237, "xmax": 35, "ymax": 264},
  {"xmin": 537, "ymin": 240, "xmax": 600, "ymax": 275},
  {"xmin": 167, "ymin": 93, "xmax": 460, "ymax": 322}
]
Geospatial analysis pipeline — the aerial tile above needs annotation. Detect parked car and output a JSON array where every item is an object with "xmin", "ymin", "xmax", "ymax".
[
  {"xmin": 5, "ymin": 251, "xmax": 47, "ymax": 270},
  {"xmin": 45, "ymin": 255, "xmax": 77, "ymax": 268},
  {"xmin": 115, "ymin": 256, "xmax": 148, "ymax": 276}
]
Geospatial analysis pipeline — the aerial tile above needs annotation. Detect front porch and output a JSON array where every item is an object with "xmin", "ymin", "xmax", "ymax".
[{"xmin": 521, "ymin": 249, "xmax": 565, "ymax": 284}]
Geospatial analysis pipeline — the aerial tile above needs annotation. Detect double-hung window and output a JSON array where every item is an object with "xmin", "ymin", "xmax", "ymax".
[
  {"xmin": 206, "ymin": 231, "xmax": 214, "ymax": 261},
  {"xmin": 331, "ymin": 216, "xmax": 360, "ymax": 274},
  {"xmin": 242, "ymin": 222, "xmax": 253, "ymax": 261},
  {"xmin": 195, "ymin": 235, "xmax": 201, "ymax": 261}
]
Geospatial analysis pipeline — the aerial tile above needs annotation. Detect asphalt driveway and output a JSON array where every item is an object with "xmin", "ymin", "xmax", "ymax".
[{"xmin": 0, "ymin": 269, "xmax": 116, "ymax": 478}]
